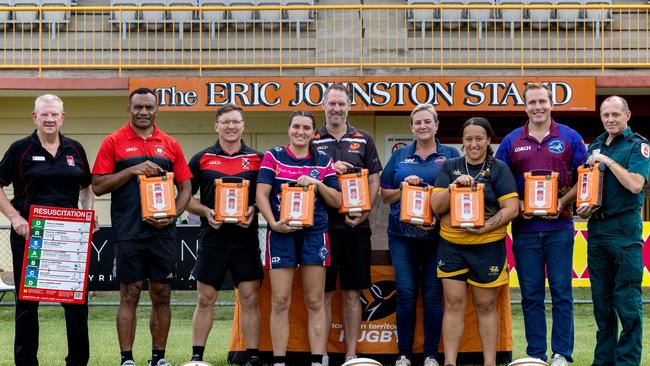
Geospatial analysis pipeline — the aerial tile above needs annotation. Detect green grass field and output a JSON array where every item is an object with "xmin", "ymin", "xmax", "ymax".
[{"xmin": 0, "ymin": 289, "xmax": 648, "ymax": 365}]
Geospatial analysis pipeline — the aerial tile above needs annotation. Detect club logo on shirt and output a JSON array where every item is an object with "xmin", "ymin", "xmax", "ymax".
[
  {"xmin": 310, "ymin": 169, "xmax": 320, "ymax": 179},
  {"xmin": 452, "ymin": 169, "xmax": 462, "ymax": 176},
  {"xmin": 642, "ymin": 143, "xmax": 650, "ymax": 158},
  {"xmin": 66, "ymin": 155, "xmax": 75, "ymax": 167},
  {"xmin": 434, "ymin": 156, "xmax": 446, "ymax": 165},
  {"xmin": 489, "ymin": 265, "xmax": 500, "ymax": 275},
  {"xmin": 348, "ymin": 142, "xmax": 361, "ymax": 150},
  {"xmin": 242, "ymin": 158, "xmax": 250, "ymax": 169},
  {"xmin": 32, "ymin": 156, "xmax": 45, "ymax": 161},
  {"xmin": 548, "ymin": 140, "xmax": 565, "ymax": 154},
  {"xmin": 154, "ymin": 145, "xmax": 165, "ymax": 155}
]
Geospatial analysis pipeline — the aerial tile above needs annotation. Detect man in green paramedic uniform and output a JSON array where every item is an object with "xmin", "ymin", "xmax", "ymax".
[{"xmin": 577, "ymin": 95, "xmax": 649, "ymax": 366}]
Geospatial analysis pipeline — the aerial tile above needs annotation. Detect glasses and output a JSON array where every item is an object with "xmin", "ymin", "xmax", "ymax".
[{"xmin": 217, "ymin": 119, "xmax": 243, "ymax": 126}]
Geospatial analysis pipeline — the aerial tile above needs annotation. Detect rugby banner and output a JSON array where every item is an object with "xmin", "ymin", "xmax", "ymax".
[
  {"xmin": 227, "ymin": 266, "xmax": 512, "ymax": 365},
  {"xmin": 129, "ymin": 77, "xmax": 596, "ymax": 112}
]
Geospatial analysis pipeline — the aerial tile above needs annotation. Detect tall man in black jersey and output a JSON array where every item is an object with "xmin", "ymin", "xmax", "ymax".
[{"xmin": 313, "ymin": 83, "xmax": 382, "ymax": 362}]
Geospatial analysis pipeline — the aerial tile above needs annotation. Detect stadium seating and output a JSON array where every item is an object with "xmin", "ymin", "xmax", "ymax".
[
  {"xmin": 13, "ymin": 0, "xmax": 40, "ymax": 30},
  {"xmin": 528, "ymin": 0, "xmax": 553, "ymax": 29},
  {"xmin": 555, "ymin": 0, "xmax": 581, "ymax": 29},
  {"xmin": 169, "ymin": 0, "xmax": 195, "ymax": 31},
  {"xmin": 257, "ymin": 0, "xmax": 282, "ymax": 29},
  {"xmin": 42, "ymin": 0, "xmax": 70, "ymax": 36},
  {"xmin": 140, "ymin": 0, "xmax": 167, "ymax": 30},
  {"xmin": 0, "ymin": 0, "xmax": 12, "ymax": 30}
]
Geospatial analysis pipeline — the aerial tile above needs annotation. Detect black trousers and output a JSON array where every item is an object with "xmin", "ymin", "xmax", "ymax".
[{"xmin": 11, "ymin": 230, "xmax": 90, "ymax": 366}]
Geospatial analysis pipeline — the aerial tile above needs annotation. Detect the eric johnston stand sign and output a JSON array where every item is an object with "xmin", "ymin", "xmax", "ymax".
[{"xmin": 19, "ymin": 205, "xmax": 95, "ymax": 304}]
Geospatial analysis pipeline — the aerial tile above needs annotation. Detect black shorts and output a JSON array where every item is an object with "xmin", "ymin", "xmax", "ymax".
[
  {"xmin": 436, "ymin": 237, "xmax": 508, "ymax": 288},
  {"xmin": 193, "ymin": 240, "xmax": 264, "ymax": 289},
  {"xmin": 325, "ymin": 227, "xmax": 372, "ymax": 292},
  {"xmin": 114, "ymin": 237, "xmax": 178, "ymax": 284}
]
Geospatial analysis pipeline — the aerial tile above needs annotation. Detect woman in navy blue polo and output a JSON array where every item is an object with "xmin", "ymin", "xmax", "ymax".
[{"xmin": 379, "ymin": 104, "xmax": 459, "ymax": 366}]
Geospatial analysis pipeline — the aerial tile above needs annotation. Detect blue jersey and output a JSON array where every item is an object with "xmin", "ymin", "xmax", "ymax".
[
  {"xmin": 380, "ymin": 141, "xmax": 460, "ymax": 238},
  {"xmin": 257, "ymin": 145, "xmax": 341, "ymax": 234}
]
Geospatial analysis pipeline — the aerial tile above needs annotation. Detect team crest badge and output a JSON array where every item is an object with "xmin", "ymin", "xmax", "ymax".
[
  {"xmin": 310, "ymin": 168, "xmax": 320, "ymax": 179},
  {"xmin": 155, "ymin": 145, "xmax": 165, "ymax": 155},
  {"xmin": 242, "ymin": 158, "xmax": 250, "ymax": 169},
  {"xmin": 66, "ymin": 155, "xmax": 75, "ymax": 167},
  {"xmin": 641, "ymin": 143, "xmax": 649, "ymax": 158}
]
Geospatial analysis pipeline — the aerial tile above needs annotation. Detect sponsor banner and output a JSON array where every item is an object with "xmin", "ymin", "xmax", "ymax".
[
  {"xmin": 228, "ymin": 266, "xmax": 512, "ymax": 363},
  {"xmin": 19, "ymin": 206, "xmax": 95, "ymax": 304},
  {"xmin": 508, "ymin": 222, "xmax": 650, "ymax": 287},
  {"xmin": 129, "ymin": 77, "xmax": 595, "ymax": 112},
  {"xmin": 82, "ymin": 223, "xmax": 650, "ymax": 290},
  {"xmin": 86, "ymin": 226, "xmax": 210, "ymax": 291}
]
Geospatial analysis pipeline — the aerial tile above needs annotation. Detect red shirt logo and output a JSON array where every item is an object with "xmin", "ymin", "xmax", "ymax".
[{"xmin": 66, "ymin": 155, "xmax": 75, "ymax": 167}]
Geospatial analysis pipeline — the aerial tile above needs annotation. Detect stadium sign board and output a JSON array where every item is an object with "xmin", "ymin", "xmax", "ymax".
[{"xmin": 129, "ymin": 77, "xmax": 595, "ymax": 112}]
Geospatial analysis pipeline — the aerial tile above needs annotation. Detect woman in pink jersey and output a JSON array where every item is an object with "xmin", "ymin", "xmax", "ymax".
[{"xmin": 257, "ymin": 111, "xmax": 341, "ymax": 366}]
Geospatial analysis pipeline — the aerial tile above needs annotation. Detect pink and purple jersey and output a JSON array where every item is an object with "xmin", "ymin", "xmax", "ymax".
[
  {"xmin": 257, "ymin": 145, "xmax": 341, "ymax": 233},
  {"xmin": 496, "ymin": 120, "xmax": 587, "ymax": 232}
]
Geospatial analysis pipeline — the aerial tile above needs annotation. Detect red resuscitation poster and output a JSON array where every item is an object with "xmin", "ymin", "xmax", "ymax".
[{"xmin": 19, "ymin": 205, "xmax": 95, "ymax": 304}]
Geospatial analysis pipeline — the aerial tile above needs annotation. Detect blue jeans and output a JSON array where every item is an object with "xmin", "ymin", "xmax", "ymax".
[
  {"xmin": 512, "ymin": 230, "xmax": 574, "ymax": 362},
  {"xmin": 388, "ymin": 234, "xmax": 442, "ymax": 358}
]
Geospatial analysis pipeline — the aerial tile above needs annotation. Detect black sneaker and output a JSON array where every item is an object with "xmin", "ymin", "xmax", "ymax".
[{"xmin": 245, "ymin": 356, "xmax": 262, "ymax": 366}]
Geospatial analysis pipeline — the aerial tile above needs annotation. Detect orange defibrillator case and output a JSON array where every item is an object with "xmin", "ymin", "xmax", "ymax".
[
  {"xmin": 279, "ymin": 183, "xmax": 315, "ymax": 227},
  {"xmin": 523, "ymin": 170, "xmax": 559, "ymax": 216},
  {"xmin": 399, "ymin": 182, "xmax": 434, "ymax": 226},
  {"xmin": 576, "ymin": 163, "xmax": 606, "ymax": 209},
  {"xmin": 138, "ymin": 172, "xmax": 176, "ymax": 219},
  {"xmin": 215, "ymin": 178, "xmax": 249, "ymax": 223},
  {"xmin": 338, "ymin": 168, "xmax": 371, "ymax": 214},
  {"xmin": 449, "ymin": 183, "xmax": 485, "ymax": 229}
]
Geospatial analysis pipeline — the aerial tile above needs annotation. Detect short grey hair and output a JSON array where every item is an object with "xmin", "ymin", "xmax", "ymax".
[
  {"xmin": 601, "ymin": 95, "xmax": 630, "ymax": 113},
  {"xmin": 409, "ymin": 103, "xmax": 438, "ymax": 124},
  {"xmin": 34, "ymin": 94, "xmax": 64, "ymax": 113}
]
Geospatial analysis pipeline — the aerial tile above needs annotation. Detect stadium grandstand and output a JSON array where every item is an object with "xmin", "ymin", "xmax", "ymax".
[{"xmin": 0, "ymin": 0, "xmax": 650, "ymax": 363}]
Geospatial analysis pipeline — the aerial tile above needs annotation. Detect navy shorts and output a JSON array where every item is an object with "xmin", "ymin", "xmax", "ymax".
[
  {"xmin": 263, "ymin": 230, "xmax": 330, "ymax": 269},
  {"xmin": 436, "ymin": 237, "xmax": 508, "ymax": 288}
]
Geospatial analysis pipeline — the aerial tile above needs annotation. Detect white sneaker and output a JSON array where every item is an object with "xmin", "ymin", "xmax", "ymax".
[
  {"xmin": 322, "ymin": 355, "xmax": 329, "ymax": 366},
  {"xmin": 424, "ymin": 357, "xmax": 440, "ymax": 366},
  {"xmin": 148, "ymin": 359, "xmax": 172, "ymax": 366},
  {"xmin": 345, "ymin": 355, "xmax": 357, "ymax": 362},
  {"xmin": 551, "ymin": 354, "xmax": 568, "ymax": 366},
  {"xmin": 121, "ymin": 361, "xmax": 136, "ymax": 366},
  {"xmin": 311, "ymin": 363, "xmax": 323, "ymax": 366},
  {"xmin": 395, "ymin": 355, "xmax": 411, "ymax": 366}
]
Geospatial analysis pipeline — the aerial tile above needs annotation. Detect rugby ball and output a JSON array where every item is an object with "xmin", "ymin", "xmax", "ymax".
[
  {"xmin": 508, "ymin": 358, "xmax": 548, "ymax": 366},
  {"xmin": 342, "ymin": 358, "xmax": 383, "ymax": 366},
  {"xmin": 180, "ymin": 362, "xmax": 213, "ymax": 366}
]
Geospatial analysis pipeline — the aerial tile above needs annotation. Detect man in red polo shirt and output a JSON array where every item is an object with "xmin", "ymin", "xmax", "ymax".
[{"xmin": 92, "ymin": 88, "xmax": 192, "ymax": 366}]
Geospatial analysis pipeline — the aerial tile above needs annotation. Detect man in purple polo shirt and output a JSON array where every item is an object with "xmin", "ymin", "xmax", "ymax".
[{"xmin": 496, "ymin": 83, "xmax": 587, "ymax": 366}]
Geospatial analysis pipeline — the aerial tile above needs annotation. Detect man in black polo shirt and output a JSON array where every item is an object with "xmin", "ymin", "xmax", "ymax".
[
  {"xmin": 187, "ymin": 103, "xmax": 264, "ymax": 365},
  {"xmin": 0, "ymin": 94, "xmax": 95, "ymax": 366},
  {"xmin": 313, "ymin": 83, "xmax": 382, "ymax": 362},
  {"xmin": 92, "ymin": 88, "xmax": 192, "ymax": 366}
]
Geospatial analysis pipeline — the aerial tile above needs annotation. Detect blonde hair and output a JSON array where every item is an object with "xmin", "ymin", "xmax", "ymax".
[{"xmin": 409, "ymin": 103, "xmax": 438, "ymax": 124}]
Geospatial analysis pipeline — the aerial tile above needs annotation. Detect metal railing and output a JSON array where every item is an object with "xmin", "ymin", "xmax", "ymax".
[{"xmin": 0, "ymin": 4, "xmax": 648, "ymax": 74}]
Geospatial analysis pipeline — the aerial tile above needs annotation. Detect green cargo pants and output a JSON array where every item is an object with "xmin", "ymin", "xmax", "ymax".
[{"xmin": 587, "ymin": 212, "xmax": 643, "ymax": 366}]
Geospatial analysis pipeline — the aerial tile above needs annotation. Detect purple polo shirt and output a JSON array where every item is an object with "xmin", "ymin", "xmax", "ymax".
[{"xmin": 496, "ymin": 120, "xmax": 587, "ymax": 232}]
